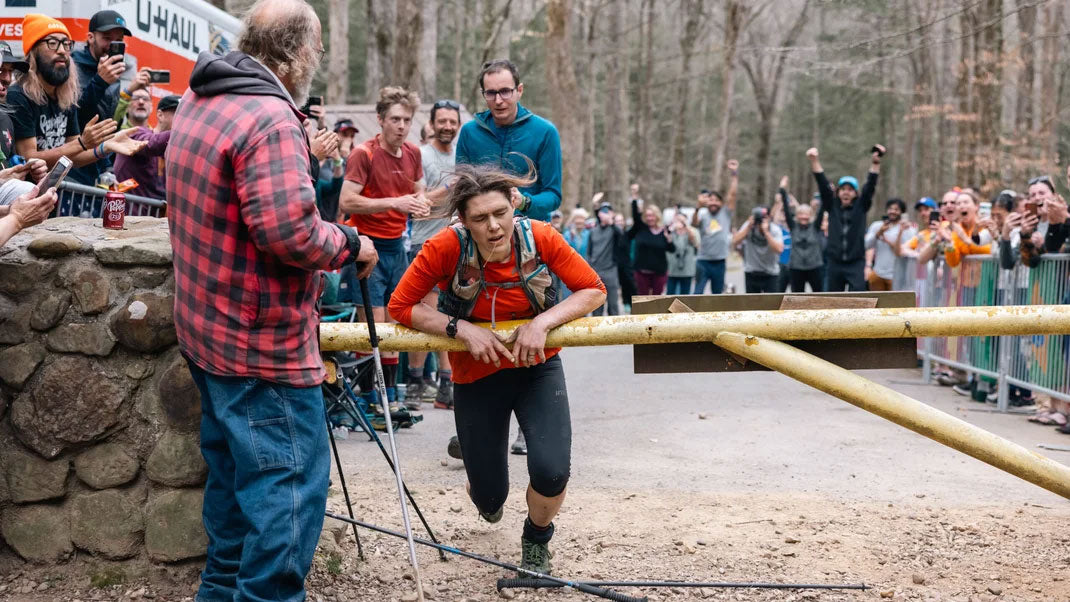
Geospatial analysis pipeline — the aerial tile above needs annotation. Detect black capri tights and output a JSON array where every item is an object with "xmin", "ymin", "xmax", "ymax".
[{"xmin": 453, "ymin": 355, "xmax": 571, "ymax": 515}]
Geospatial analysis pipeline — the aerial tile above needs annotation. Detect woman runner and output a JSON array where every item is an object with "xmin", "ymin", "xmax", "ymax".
[{"xmin": 388, "ymin": 164, "xmax": 606, "ymax": 573}]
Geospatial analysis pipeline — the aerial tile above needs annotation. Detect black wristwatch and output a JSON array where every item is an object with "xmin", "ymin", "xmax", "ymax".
[
  {"xmin": 445, "ymin": 316, "xmax": 459, "ymax": 339},
  {"xmin": 337, "ymin": 224, "xmax": 362, "ymax": 261}
]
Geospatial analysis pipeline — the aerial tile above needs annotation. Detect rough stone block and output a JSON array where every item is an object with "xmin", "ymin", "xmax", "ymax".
[
  {"xmin": 30, "ymin": 291, "xmax": 71, "ymax": 331},
  {"xmin": 3, "ymin": 450, "xmax": 68, "ymax": 503},
  {"xmin": 93, "ymin": 237, "xmax": 172, "ymax": 266},
  {"xmin": 27, "ymin": 234, "xmax": 84, "ymax": 258},
  {"xmin": 0, "ymin": 341, "xmax": 46, "ymax": 389},
  {"xmin": 146, "ymin": 432, "xmax": 206, "ymax": 487},
  {"xmin": 74, "ymin": 443, "xmax": 139, "ymax": 490},
  {"xmin": 69, "ymin": 268, "xmax": 111, "ymax": 315},
  {"xmin": 127, "ymin": 268, "xmax": 171, "ymax": 290},
  {"xmin": 10, "ymin": 356, "xmax": 129, "ymax": 458},
  {"xmin": 46, "ymin": 322, "xmax": 116, "ymax": 357},
  {"xmin": 0, "ymin": 259, "xmax": 56, "ymax": 297},
  {"xmin": 69, "ymin": 489, "xmax": 144, "ymax": 559},
  {"xmin": 145, "ymin": 489, "xmax": 207, "ymax": 562},
  {"xmin": 1, "ymin": 504, "xmax": 73, "ymax": 562},
  {"xmin": 111, "ymin": 293, "xmax": 176, "ymax": 353},
  {"xmin": 157, "ymin": 356, "xmax": 201, "ymax": 430},
  {"xmin": 0, "ymin": 303, "xmax": 32, "ymax": 345}
]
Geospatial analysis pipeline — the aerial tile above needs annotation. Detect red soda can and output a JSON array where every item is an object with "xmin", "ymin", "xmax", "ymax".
[{"xmin": 103, "ymin": 190, "xmax": 126, "ymax": 230}]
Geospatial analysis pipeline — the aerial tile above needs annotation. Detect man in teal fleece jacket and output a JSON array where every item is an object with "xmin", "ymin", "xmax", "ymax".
[{"xmin": 456, "ymin": 59, "xmax": 562, "ymax": 222}]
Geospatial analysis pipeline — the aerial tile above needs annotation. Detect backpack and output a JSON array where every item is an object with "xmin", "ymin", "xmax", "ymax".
[{"xmin": 438, "ymin": 217, "xmax": 556, "ymax": 323}]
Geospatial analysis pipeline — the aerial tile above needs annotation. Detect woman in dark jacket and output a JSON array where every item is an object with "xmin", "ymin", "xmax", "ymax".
[{"xmin": 628, "ymin": 199, "xmax": 676, "ymax": 295}]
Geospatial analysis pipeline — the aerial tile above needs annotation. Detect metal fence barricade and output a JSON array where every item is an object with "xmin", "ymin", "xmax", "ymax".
[
  {"xmin": 917, "ymin": 253, "xmax": 1070, "ymax": 411},
  {"xmin": 53, "ymin": 182, "xmax": 166, "ymax": 218}
]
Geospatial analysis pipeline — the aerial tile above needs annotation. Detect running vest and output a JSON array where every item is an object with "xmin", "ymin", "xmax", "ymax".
[{"xmin": 438, "ymin": 217, "xmax": 556, "ymax": 323}]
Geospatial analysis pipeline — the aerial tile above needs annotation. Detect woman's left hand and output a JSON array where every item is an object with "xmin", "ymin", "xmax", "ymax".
[{"xmin": 506, "ymin": 319, "xmax": 549, "ymax": 367}]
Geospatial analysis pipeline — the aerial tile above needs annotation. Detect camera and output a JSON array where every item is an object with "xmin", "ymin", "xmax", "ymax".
[{"xmin": 751, "ymin": 207, "xmax": 767, "ymax": 223}]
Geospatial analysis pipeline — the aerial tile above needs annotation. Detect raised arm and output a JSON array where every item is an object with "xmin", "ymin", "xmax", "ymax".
[
  {"xmin": 725, "ymin": 159, "xmax": 739, "ymax": 212},
  {"xmin": 859, "ymin": 144, "xmax": 885, "ymax": 213}
]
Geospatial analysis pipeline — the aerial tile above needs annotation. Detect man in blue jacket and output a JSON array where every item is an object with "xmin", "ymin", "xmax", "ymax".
[{"xmin": 456, "ymin": 59, "xmax": 562, "ymax": 223}]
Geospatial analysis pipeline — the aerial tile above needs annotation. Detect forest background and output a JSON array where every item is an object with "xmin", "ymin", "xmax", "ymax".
[{"xmin": 209, "ymin": 0, "xmax": 1070, "ymax": 219}]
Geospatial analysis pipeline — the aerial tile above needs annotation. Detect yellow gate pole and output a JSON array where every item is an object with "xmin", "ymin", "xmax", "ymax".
[
  {"xmin": 712, "ymin": 332, "xmax": 1070, "ymax": 500},
  {"xmin": 320, "ymin": 304, "xmax": 1070, "ymax": 352}
]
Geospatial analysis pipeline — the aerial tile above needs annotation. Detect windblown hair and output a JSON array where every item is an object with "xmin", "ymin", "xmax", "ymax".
[
  {"xmin": 446, "ymin": 161, "xmax": 537, "ymax": 218},
  {"xmin": 23, "ymin": 50, "xmax": 80, "ymax": 111},
  {"xmin": 238, "ymin": 0, "xmax": 319, "ymax": 83},
  {"xmin": 375, "ymin": 86, "xmax": 420, "ymax": 119}
]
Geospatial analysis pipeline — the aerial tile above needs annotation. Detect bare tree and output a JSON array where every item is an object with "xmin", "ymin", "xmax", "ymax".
[
  {"xmin": 710, "ymin": 0, "xmax": 750, "ymax": 192},
  {"xmin": 633, "ymin": 0, "xmax": 656, "ymax": 189},
  {"xmin": 546, "ymin": 0, "xmax": 584, "ymax": 210},
  {"xmin": 602, "ymin": 1, "xmax": 629, "ymax": 211},
  {"xmin": 326, "ymin": 0, "xmax": 349, "ymax": 104},
  {"xmin": 393, "ymin": 0, "xmax": 425, "ymax": 93},
  {"xmin": 419, "ymin": 0, "xmax": 439, "ymax": 99},
  {"xmin": 365, "ymin": 0, "xmax": 396, "ymax": 101},
  {"xmin": 740, "ymin": 0, "xmax": 810, "ymax": 205},
  {"xmin": 667, "ymin": 0, "xmax": 705, "ymax": 205}
]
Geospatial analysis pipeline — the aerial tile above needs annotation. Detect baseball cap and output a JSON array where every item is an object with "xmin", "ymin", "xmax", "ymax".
[
  {"xmin": 597, "ymin": 202, "xmax": 613, "ymax": 214},
  {"xmin": 836, "ymin": 175, "xmax": 859, "ymax": 192},
  {"xmin": 157, "ymin": 95, "xmax": 181, "ymax": 112},
  {"xmin": 914, "ymin": 197, "xmax": 937, "ymax": 210},
  {"xmin": 333, "ymin": 118, "xmax": 358, "ymax": 134},
  {"xmin": 88, "ymin": 10, "xmax": 132, "ymax": 36},
  {"xmin": 0, "ymin": 42, "xmax": 28, "ymax": 73},
  {"xmin": 21, "ymin": 14, "xmax": 71, "ymax": 52}
]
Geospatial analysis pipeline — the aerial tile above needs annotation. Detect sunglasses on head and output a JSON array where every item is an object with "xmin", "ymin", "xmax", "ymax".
[
  {"xmin": 433, "ymin": 99, "xmax": 460, "ymax": 110},
  {"xmin": 1028, "ymin": 175, "xmax": 1052, "ymax": 186}
]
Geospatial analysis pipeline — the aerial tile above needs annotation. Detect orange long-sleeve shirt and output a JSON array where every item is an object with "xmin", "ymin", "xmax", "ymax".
[
  {"xmin": 943, "ymin": 225, "xmax": 991, "ymax": 267},
  {"xmin": 388, "ymin": 220, "xmax": 605, "ymax": 383}
]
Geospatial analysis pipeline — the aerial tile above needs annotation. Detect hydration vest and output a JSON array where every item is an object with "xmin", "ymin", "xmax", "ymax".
[{"xmin": 438, "ymin": 217, "xmax": 556, "ymax": 324}]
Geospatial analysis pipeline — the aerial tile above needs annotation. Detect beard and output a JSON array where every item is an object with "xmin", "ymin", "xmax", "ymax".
[
  {"xmin": 35, "ymin": 52, "xmax": 71, "ymax": 87},
  {"xmin": 435, "ymin": 129, "xmax": 456, "ymax": 145},
  {"xmin": 285, "ymin": 58, "xmax": 315, "ymax": 108}
]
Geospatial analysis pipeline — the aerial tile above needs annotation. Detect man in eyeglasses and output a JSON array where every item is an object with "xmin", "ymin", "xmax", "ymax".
[
  {"xmin": 0, "ymin": 42, "xmax": 29, "ymax": 167},
  {"xmin": 7, "ymin": 14, "xmax": 144, "ymax": 203},
  {"xmin": 456, "ymin": 58, "xmax": 562, "ymax": 223},
  {"xmin": 407, "ymin": 98, "xmax": 462, "ymax": 409}
]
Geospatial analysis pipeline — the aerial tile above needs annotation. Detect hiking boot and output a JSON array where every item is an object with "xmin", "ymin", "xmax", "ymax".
[
  {"xmin": 511, "ymin": 431, "xmax": 527, "ymax": 455},
  {"xmin": 434, "ymin": 381, "xmax": 454, "ymax": 409},
  {"xmin": 447, "ymin": 435, "xmax": 462, "ymax": 459},
  {"xmin": 520, "ymin": 537, "xmax": 552, "ymax": 575}
]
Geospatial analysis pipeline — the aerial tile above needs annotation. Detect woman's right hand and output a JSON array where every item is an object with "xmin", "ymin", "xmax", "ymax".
[{"xmin": 457, "ymin": 321, "xmax": 515, "ymax": 367}]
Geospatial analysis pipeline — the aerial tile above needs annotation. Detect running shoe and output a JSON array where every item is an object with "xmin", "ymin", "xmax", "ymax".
[
  {"xmin": 447, "ymin": 435, "xmax": 462, "ymax": 459},
  {"xmin": 511, "ymin": 431, "xmax": 527, "ymax": 455},
  {"xmin": 435, "ymin": 381, "xmax": 454, "ymax": 410},
  {"xmin": 520, "ymin": 537, "xmax": 552, "ymax": 575},
  {"xmin": 952, "ymin": 384, "xmax": 973, "ymax": 397},
  {"xmin": 420, "ymin": 379, "xmax": 439, "ymax": 401},
  {"xmin": 480, "ymin": 505, "xmax": 503, "ymax": 524}
]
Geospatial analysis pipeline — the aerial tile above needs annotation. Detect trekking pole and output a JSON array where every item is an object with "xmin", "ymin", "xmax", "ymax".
[
  {"xmin": 358, "ymin": 278, "xmax": 426, "ymax": 602},
  {"xmin": 325, "ymin": 512, "xmax": 647, "ymax": 602},
  {"xmin": 324, "ymin": 412, "xmax": 364, "ymax": 560},
  {"xmin": 496, "ymin": 578, "xmax": 868, "ymax": 592},
  {"xmin": 339, "ymin": 377, "xmax": 447, "ymax": 561}
]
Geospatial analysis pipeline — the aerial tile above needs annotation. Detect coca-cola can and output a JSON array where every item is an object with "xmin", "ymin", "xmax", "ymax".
[{"xmin": 102, "ymin": 191, "xmax": 126, "ymax": 230}]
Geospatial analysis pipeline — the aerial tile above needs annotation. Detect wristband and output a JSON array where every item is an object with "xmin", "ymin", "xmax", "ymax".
[
  {"xmin": 77, "ymin": 136, "xmax": 87, "ymax": 151},
  {"xmin": 94, "ymin": 143, "xmax": 106, "ymax": 160}
]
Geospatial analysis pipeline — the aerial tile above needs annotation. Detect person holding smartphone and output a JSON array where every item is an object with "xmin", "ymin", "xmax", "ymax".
[{"xmin": 0, "ymin": 185, "xmax": 57, "ymax": 248}]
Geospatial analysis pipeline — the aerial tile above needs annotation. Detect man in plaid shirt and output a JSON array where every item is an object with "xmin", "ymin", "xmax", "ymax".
[{"xmin": 165, "ymin": 0, "xmax": 376, "ymax": 599}]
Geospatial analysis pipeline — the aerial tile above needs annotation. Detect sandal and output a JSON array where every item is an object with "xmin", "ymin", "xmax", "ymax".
[
  {"xmin": 1030, "ymin": 412, "xmax": 1057, "ymax": 425},
  {"xmin": 1050, "ymin": 412, "xmax": 1068, "ymax": 426}
]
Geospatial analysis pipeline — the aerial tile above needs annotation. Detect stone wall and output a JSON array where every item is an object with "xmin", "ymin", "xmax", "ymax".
[{"xmin": 0, "ymin": 217, "xmax": 207, "ymax": 567}]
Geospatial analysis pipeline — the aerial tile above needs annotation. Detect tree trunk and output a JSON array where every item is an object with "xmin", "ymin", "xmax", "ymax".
[
  {"xmin": 1038, "ymin": 0, "xmax": 1062, "ymax": 163},
  {"xmin": 545, "ymin": 0, "xmax": 584, "ymax": 211},
  {"xmin": 602, "ymin": 4, "xmax": 629, "ymax": 211},
  {"xmin": 365, "ymin": 0, "xmax": 396, "ymax": 101},
  {"xmin": 419, "ymin": 0, "xmax": 439, "ymax": 99},
  {"xmin": 1015, "ymin": 0, "xmax": 1036, "ymax": 138},
  {"xmin": 975, "ymin": 0, "xmax": 1003, "ymax": 195},
  {"xmin": 711, "ymin": 0, "xmax": 744, "ymax": 193},
  {"xmin": 634, "ymin": 0, "xmax": 655, "ymax": 190},
  {"xmin": 452, "ymin": 0, "xmax": 466, "ymax": 101},
  {"xmin": 668, "ymin": 0, "xmax": 703, "ymax": 205},
  {"xmin": 953, "ymin": 7, "xmax": 976, "ymax": 187},
  {"xmin": 392, "ymin": 0, "xmax": 424, "ymax": 92},
  {"xmin": 326, "ymin": 0, "xmax": 350, "ymax": 105}
]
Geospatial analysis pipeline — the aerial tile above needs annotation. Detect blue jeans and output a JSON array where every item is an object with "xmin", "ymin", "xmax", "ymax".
[
  {"xmin": 693, "ymin": 259, "xmax": 726, "ymax": 294},
  {"xmin": 666, "ymin": 276, "xmax": 692, "ymax": 296},
  {"xmin": 341, "ymin": 237, "xmax": 408, "ymax": 307},
  {"xmin": 186, "ymin": 360, "xmax": 330, "ymax": 602}
]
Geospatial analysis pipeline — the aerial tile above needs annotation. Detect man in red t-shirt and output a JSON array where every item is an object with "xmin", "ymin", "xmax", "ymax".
[{"xmin": 339, "ymin": 86, "xmax": 429, "ymax": 410}]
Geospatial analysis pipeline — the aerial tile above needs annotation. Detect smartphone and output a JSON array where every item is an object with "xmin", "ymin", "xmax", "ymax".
[
  {"xmin": 108, "ymin": 41, "xmax": 126, "ymax": 57},
  {"xmin": 148, "ymin": 69, "xmax": 170, "ymax": 84},
  {"xmin": 36, "ymin": 156, "xmax": 73, "ymax": 195},
  {"xmin": 978, "ymin": 201, "xmax": 991, "ymax": 219},
  {"xmin": 308, "ymin": 95, "xmax": 323, "ymax": 107},
  {"xmin": 881, "ymin": 214, "xmax": 889, "ymax": 221},
  {"xmin": 1025, "ymin": 201, "xmax": 1039, "ymax": 218}
]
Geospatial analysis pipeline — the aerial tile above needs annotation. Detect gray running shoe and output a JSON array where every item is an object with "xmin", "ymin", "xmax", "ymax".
[
  {"xmin": 420, "ymin": 379, "xmax": 439, "ymax": 400},
  {"xmin": 434, "ymin": 381, "xmax": 454, "ymax": 409},
  {"xmin": 511, "ymin": 430, "xmax": 527, "ymax": 455},
  {"xmin": 520, "ymin": 537, "xmax": 552, "ymax": 575}
]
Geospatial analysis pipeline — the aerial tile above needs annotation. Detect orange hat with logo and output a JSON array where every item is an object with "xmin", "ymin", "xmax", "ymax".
[{"xmin": 21, "ymin": 14, "xmax": 71, "ymax": 53}]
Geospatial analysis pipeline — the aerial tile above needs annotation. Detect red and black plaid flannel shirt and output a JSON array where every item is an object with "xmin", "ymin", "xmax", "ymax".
[{"xmin": 166, "ymin": 88, "xmax": 352, "ymax": 387}]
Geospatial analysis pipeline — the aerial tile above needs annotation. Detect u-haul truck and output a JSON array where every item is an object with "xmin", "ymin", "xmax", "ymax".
[{"xmin": 0, "ymin": 0, "xmax": 241, "ymax": 99}]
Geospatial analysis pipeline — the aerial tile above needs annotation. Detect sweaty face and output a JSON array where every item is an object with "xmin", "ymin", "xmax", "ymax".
[
  {"xmin": 432, "ymin": 108, "xmax": 460, "ymax": 145},
  {"xmin": 378, "ymin": 103, "xmax": 414, "ymax": 149},
  {"xmin": 481, "ymin": 69, "xmax": 521, "ymax": 125},
  {"xmin": 461, "ymin": 191, "xmax": 515, "ymax": 258}
]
